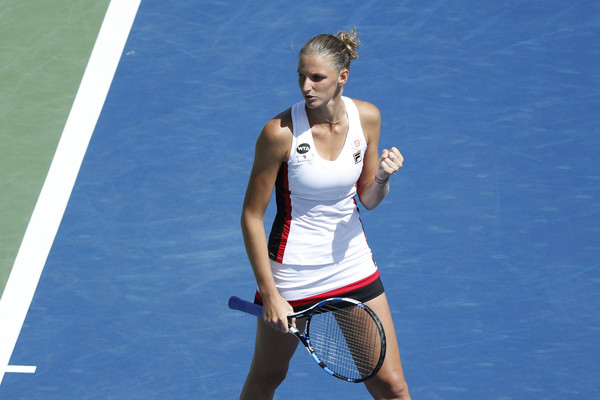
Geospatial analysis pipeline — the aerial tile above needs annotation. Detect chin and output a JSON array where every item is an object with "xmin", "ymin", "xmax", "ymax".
[{"xmin": 304, "ymin": 97, "xmax": 323, "ymax": 108}]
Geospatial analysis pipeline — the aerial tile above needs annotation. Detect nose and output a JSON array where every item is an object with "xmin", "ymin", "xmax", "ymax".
[{"xmin": 300, "ymin": 77, "xmax": 312, "ymax": 93}]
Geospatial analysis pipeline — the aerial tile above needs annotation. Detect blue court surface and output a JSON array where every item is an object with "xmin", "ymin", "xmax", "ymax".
[{"xmin": 2, "ymin": 1, "xmax": 599, "ymax": 399}]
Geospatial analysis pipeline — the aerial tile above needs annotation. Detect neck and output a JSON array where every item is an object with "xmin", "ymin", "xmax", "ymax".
[{"xmin": 308, "ymin": 96, "xmax": 345, "ymax": 126}]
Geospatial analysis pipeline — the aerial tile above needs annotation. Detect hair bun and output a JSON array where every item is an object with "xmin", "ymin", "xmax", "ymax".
[
  {"xmin": 336, "ymin": 27, "xmax": 360, "ymax": 60},
  {"xmin": 299, "ymin": 28, "xmax": 361, "ymax": 71}
]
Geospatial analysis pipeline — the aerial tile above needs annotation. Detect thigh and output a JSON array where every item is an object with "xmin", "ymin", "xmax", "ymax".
[
  {"xmin": 362, "ymin": 293, "xmax": 410, "ymax": 395},
  {"xmin": 247, "ymin": 317, "xmax": 304, "ymax": 376},
  {"xmin": 241, "ymin": 318, "xmax": 304, "ymax": 399}
]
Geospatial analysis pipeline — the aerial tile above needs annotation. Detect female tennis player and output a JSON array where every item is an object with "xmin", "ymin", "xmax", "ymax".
[{"xmin": 239, "ymin": 28, "xmax": 411, "ymax": 399}]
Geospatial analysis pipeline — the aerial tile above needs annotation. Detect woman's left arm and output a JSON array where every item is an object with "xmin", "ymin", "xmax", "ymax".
[{"xmin": 355, "ymin": 100, "xmax": 404, "ymax": 210}]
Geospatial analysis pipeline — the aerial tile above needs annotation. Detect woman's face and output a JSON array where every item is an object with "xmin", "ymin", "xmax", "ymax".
[{"xmin": 297, "ymin": 53, "xmax": 346, "ymax": 109}]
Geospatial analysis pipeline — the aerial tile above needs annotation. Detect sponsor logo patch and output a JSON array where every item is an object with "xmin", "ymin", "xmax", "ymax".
[{"xmin": 297, "ymin": 143, "xmax": 310, "ymax": 154}]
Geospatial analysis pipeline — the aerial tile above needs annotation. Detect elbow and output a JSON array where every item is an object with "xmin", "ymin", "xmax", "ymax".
[
  {"xmin": 240, "ymin": 207, "xmax": 249, "ymax": 232},
  {"xmin": 362, "ymin": 201, "xmax": 377, "ymax": 211},
  {"xmin": 357, "ymin": 190, "xmax": 387, "ymax": 211},
  {"xmin": 357, "ymin": 190, "xmax": 379, "ymax": 211},
  {"xmin": 358, "ymin": 196, "xmax": 378, "ymax": 211},
  {"xmin": 241, "ymin": 207, "xmax": 263, "ymax": 233},
  {"xmin": 240, "ymin": 209, "xmax": 250, "ymax": 231}
]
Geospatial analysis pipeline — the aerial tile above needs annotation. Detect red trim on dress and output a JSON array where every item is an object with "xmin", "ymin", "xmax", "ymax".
[{"xmin": 255, "ymin": 269, "xmax": 380, "ymax": 308}]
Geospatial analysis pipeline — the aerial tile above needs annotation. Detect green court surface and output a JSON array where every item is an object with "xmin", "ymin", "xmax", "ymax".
[{"xmin": 0, "ymin": 0, "xmax": 110, "ymax": 298}]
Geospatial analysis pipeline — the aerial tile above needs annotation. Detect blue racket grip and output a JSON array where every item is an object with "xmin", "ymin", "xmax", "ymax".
[{"xmin": 228, "ymin": 296, "xmax": 263, "ymax": 318}]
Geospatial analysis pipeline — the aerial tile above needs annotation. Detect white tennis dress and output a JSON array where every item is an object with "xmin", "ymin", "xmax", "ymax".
[{"xmin": 267, "ymin": 96, "xmax": 378, "ymax": 302}]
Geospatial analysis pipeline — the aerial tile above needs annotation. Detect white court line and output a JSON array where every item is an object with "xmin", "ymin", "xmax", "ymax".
[
  {"xmin": 0, "ymin": 0, "xmax": 141, "ymax": 386},
  {"xmin": 4, "ymin": 366, "xmax": 36, "ymax": 374}
]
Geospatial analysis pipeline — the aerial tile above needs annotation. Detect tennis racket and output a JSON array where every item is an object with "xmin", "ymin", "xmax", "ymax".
[{"xmin": 228, "ymin": 295, "xmax": 386, "ymax": 383}]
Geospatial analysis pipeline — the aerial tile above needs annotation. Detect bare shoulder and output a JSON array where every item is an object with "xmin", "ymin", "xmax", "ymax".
[
  {"xmin": 263, "ymin": 108, "xmax": 292, "ymax": 136},
  {"xmin": 351, "ymin": 98, "xmax": 381, "ymax": 124},
  {"xmin": 350, "ymin": 98, "xmax": 381, "ymax": 144},
  {"xmin": 257, "ymin": 108, "xmax": 293, "ymax": 160}
]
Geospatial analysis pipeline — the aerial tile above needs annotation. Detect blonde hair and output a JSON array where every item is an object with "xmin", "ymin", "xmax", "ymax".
[{"xmin": 299, "ymin": 27, "xmax": 360, "ymax": 72}]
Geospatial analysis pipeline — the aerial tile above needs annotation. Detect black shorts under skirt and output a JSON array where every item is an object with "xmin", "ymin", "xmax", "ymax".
[{"xmin": 254, "ymin": 275, "xmax": 385, "ymax": 313}]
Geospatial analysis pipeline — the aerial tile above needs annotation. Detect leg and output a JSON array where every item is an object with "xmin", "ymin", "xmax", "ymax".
[
  {"xmin": 239, "ymin": 318, "xmax": 302, "ymax": 400},
  {"xmin": 363, "ymin": 293, "xmax": 411, "ymax": 400}
]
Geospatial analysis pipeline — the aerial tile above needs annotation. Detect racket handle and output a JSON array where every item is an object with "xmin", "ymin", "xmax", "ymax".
[{"xmin": 228, "ymin": 296, "xmax": 263, "ymax": 318}]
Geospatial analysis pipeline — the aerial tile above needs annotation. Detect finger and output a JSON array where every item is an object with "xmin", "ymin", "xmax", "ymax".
[
  {"xmin": 381, "ymin": 148, "xmax": 401, "ymax": 163},
  {"xmin": 264, "ymin": 313, "xmax": 288, "ymax": 334},
  {"xmin": 379, "ymin": 148, "xmax": 394, "ymax": 168},
  {"xmin": 380, "ymin": 161, "xmax": 401, "ymax": 177},
  {"xmin": 392, "ymin": 148, "xmax": 404, "ymax": 163},
  {"xmin": 386, "ymin": 148, "xmax": 397, "ymax": 160},
  {"xmin": 392, "ymin": 155, "xmax": 403, "ymax": 168},
  {"xmin": 276, "ymin": 313, "xmax": 292, "ymax": 333},
  {"xmin": 271, "ymin": 318, "xmax": 288, "ymax": 334},
  {"xmin": 380, "ymin": 148, "xmax": 389, "ymax": 161},
  {"xmin": 387, "ymin": 149, "xmax": 403, "ymax": 167},
  {"xmin": 383, "ymin": 155, "xmax": 400, "ymax": 169}
]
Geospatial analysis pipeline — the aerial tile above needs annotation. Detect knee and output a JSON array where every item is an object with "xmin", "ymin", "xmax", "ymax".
[
  {"xmin": 384, "ymin": 377, "xmax": 410, "ymax": 399},
  {"xmin": 389, "ymin": 378, "xmax": 410, "ymax": 399},
  {"xmin": 260, "ymin": 367, "xmax": 288, "ymax": 390},
  {"xmin": 367, "ymin": 373, "xmax": 411, "ymax": 400},
  {"xmin": 242, "ymin": 365, "xmax": 288, "ymax": 398}
]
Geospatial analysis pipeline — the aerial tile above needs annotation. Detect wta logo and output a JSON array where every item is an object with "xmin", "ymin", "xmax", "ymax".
[{"xmin": 297, "ymin": 143, "xmax": 310, "ymax": 154}]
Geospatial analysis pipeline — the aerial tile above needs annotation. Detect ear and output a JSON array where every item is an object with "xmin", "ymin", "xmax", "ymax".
[{"xmin": 338, "ymin": 68, "xmax": 349, "ymax": 85}]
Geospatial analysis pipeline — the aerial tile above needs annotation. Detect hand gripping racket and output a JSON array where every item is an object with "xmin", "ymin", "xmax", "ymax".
[{"xmin": 228, "ymin": 296, "xmax": 386, "ymax": 383}]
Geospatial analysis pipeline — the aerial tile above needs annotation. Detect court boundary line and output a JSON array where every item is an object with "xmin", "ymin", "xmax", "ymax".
[{"xmin": 0, "ymin": 0, "xmax": 141, "ymax": 386}]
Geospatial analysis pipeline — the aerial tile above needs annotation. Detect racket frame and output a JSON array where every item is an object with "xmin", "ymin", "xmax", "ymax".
[{"xmin": 228, "ymin": 296, "xmax": 386, "ymax": 383}]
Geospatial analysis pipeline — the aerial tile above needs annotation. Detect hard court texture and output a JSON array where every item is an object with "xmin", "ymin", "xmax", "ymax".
[{"xmin": 0, "ymin": 1, "xmax": 598, "ymax": 399}]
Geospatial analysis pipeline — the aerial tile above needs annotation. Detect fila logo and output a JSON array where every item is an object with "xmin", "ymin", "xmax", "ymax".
[
  {"xmin": 297, "ymin": 143, "xmax": 310, "ymax": 154},
  {"xmin": 354, "ymin": 151, "xmax": 362, "ymax": 164}
]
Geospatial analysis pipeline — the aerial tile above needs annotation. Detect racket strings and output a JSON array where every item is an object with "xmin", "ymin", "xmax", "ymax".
[{"xmin": 307, "ymin": 304, "xmax": 383, "ymax": 380}]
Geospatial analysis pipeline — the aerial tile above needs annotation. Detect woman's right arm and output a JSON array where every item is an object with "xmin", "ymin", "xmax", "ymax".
[{"xmin": 241, "ymin": 113, "xmax": 293, "ymax": 333}]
